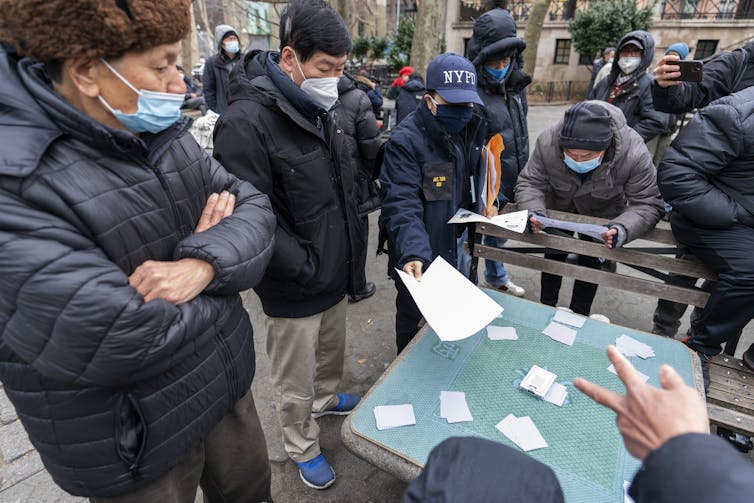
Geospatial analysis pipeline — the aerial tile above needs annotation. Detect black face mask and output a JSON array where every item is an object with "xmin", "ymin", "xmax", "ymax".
[{"xmin": 432, "ymin": 98, "xmax": 474, "ymax": 135}]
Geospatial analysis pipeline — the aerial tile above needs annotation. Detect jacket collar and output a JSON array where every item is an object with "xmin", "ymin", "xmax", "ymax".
[
  {"xmin": 265, "ymin": 52, "xmax": 325, "ymax": 126},
  {"xmin": 414, "ymin": 101, "xmax": 483, "ymax": 159}
]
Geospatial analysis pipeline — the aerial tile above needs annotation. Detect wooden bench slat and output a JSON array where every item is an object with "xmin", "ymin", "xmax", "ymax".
[
  {"xmin": 711, "ymin": 355, "xmax": 752, "ymax": 372},
  {"xmin": 476, "ymin": 224, "xmax": 717, "ymax": 281},
  {"xmin": 707, "ymin": 403, "xmax": 754, "ymax": 437},
  {"xmin": 709, "ymin": 364, "xmax": 754, "ymax": 393},
  {"xmin": 707, "ymin": 386, "xmax": 754, "ymax": 415}
]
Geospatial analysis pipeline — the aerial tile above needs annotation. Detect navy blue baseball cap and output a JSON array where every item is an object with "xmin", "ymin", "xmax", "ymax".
[{"xmin": 425, "ymin": 53, "xmax": 483, "ymax": 105}]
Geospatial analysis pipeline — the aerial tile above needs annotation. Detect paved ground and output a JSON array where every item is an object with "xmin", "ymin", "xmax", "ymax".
[{"xmin": 1, "ymin": 103, "xmax": 752, "ymax": 502}]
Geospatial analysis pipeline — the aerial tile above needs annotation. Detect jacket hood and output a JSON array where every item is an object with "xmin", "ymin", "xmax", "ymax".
[
  {"xmin": 0, "ymin": 44, "xmax": 148, "ymax": 177},
  {"xmin": 215, "ymin": 24, "xmax": 238, "ymax": 49},
  {"xmin": 467, "ymin": 9, "xmax": 526, "ymax": 66},
  {"xmin": 607, "ymin": 30, "xmax": 654, "ymax": 83},
  {"xmin": 403, "ymin": 78, "xmax": 426, "ymax": 93},
  {"xmin": 338, "ymin": 72, "xmax": 357, "ymax": 95}
]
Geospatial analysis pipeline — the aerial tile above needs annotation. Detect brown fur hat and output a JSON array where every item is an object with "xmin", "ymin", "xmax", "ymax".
[{"xmin": 0, "ymin": 0, "xmax": 191, "ymax": 62}]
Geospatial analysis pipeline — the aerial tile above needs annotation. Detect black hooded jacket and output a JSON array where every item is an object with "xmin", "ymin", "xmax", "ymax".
[
  {"xmin": 213, "ymin": 50, "xmax": 365, "ymax": 317},
  {"xmin": 467, "ymin": 8, "xmax": 531, "ymax": 202},
  {"xmin": 590, "ymin": 31, "xmax": 672, "ymax": 142},
  {"xmin": 396, "ymin": 76, "xmax": 425, "ymax": 125},
  {"xmin": 0, "ymin": 45, "xmax": 276, "ymax": 497}
]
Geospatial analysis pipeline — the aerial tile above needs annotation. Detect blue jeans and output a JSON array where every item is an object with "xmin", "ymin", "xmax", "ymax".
[{"xmin": 482, "ymin": 234, "xmax": 509, "ymax": 287}]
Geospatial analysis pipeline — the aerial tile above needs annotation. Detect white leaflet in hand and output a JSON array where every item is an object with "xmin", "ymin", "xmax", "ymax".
[
  {"xmin": 608, "ymin": 364, "xmax": 649, "ymax": 383},
  {"xmin": 535, "ymin": 215, "xmax": 609, "ymax": 242},
  {"xmin": 447, "ymin": 208, "xmax": 490, "ymax": 225},
  {"xmin": 552, "ymin": 309, "xmax": 587, "ymax": 328},
  {"xmin": 395, "ymin": 257, "xmax": 503, "ymax": 342},
  {"xmin": 374, "ymin": 404, "xmax": 416, "ymax": 430},
  {"xmin": 542, "ymin": 322, "xmax": 577, "ymax": 346},
  {"xmin": 489, "ymin": 210, "xmax": 529, "ymax": 233},
  {"xmin": 487, "ymin": 325, "xmax": 518, "ymax": 340}
]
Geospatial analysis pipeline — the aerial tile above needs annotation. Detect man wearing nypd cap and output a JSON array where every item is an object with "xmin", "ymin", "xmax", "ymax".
[{"xmin": 379, "ymin": 53, "xmax": 486, "ymax": 353}]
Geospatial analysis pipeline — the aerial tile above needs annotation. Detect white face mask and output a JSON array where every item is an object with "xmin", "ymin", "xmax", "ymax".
[
  {"xmin": 618, "ymin": 57, "xmax": 641, "ymax": 74},
  {"xmin": 292, "ymin": 53, "xmax": 339, "ymax": 111}
]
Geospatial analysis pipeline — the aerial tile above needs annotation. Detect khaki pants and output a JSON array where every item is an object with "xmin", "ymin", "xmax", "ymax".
[
  {"xmin": 265, "ymin": 298, "xmax": 347, "ymax": 463},
  {"xmin": 90, "ymin": 390, "xmax": 272, "ymax": 503}
]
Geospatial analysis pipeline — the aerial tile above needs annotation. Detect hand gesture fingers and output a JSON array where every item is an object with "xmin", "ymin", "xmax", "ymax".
[{"xmin": 195, "ymin": 193, "xmax": 220, "ymax": 233}]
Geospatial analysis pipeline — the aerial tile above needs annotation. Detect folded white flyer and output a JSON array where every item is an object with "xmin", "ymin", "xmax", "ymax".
[
  {"xmin": 447, "ymin": 208, "xmax": 529, "ymax": 234},
  {"xmin": 396, "ymin": 256, "xmax": 503, "ymax": 342}
]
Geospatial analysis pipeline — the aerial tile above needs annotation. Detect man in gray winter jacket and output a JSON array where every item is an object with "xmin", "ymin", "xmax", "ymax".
[{"xmin": 516, "ymin": 101, "xmax": 663, "ymax": 315}]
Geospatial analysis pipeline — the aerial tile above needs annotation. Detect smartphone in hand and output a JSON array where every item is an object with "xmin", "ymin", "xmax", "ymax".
[{"xmin": 672, "ymin": 60, "xmax": 703, "ymax": 82}]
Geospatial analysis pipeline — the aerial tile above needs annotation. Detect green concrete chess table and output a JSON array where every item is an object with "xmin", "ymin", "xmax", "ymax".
[{"xmin": 341, "ymin": 289, "xmax": 703, "ymax": 502}]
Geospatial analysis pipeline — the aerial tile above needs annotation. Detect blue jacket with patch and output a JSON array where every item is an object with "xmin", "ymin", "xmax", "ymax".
[{"xmin": 379, "ymin": 103, "xmax": 485, "ymax": 273}]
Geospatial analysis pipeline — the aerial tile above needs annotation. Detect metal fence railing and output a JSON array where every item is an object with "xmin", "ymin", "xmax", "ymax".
[{"xmin": 527, "ymin": 81, "xmax": 588, "ymax": 103}]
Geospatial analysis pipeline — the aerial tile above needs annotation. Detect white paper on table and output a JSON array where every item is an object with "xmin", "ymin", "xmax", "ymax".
[
  {"xmin": 608, "ymin": 364, "xmax": 650, "ymax": 383},
  {"xmin": 624, "ymin": 481, "xmax": 636, "ymax": 503},
  {"xmin": 495, "ymin": 414, "xmax": 520, "ymax": 447},
  {"xmin": 553, "ymin": 309, "xmax": 587, "ymax": 328},
  {"xmin": 543, "ymin": 382, "xmax": 568, "ymax": 407},
  {"xmin": 489, "ymin": 210, "xmax": 529, "ymax": 233},
  {"xmin": 514, "ymin": 416, "xmax": 549, "ymax": 451},
  {"xmin": 616, "ymin": 335, "xmax": 655, "ymax": 359},
  {"xmin": 395, "ymin": 256, "xmax": 503, "ymax": 342},
  {"xmin": 374, "ymin": 404, "xmax": 416, "ymax": 430},
  {"xmin": 446, "ymin": 208, "xmax": 528, "ymax": 234},
  {"xmin": 487, "ymin": 325, "xmax": 518, "ymax": 341},
  {"xmin": 535, "ymin": 215, "xmax": 608, "ymax": 242},
  {"xmin": 542, "ymin": 322, "xmax": 577, "ymax": 346},
  {"xmin": 440, "ymin": 391, "xmax": 473, "ymax": 423}
]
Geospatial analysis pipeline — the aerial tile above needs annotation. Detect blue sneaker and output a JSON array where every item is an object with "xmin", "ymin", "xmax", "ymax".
[
  {"xmin": 312, "ymin": 393, "xmax": 361, "ymax": 418},
  {"xmin": 297, "ymin": 454, "xmax": 335, "ymax": 489}
]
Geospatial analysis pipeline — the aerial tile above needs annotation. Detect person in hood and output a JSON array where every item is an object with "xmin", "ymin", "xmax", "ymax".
[
  {"xmin": 467, "ymin": 7, "xmax": 531, "ymax": 298},
  {"xmin": 516, "ymin": 101, "xmax": 663, "ymax": 315},
  {"xmin": 333, "ymin": 72, "xmax": 382, "ymax": 303},
  {"xmin": 212, "ymin": 0, "xmax": 363, "ymax": 491},
  {"xmin": 203, "ymin": 24, "xmax": 242, "ymax": 114},
  {"xmin": 590, "ymin": 31, "xmax": 672, "ymax": 144},
  {"xmin": 395, "ymin": 71, "xmax": 425, "ymax": 124},
  {"xmin": 587, "ymin": 46, "xmax": 615, "ymax": 96},
  {"xmin": 0, "ymin": 0, "xmax": 276, "ymax": 500},
  {"xmin": 379, "ymin": 53, "xmax": 485, "ymax": 353}
]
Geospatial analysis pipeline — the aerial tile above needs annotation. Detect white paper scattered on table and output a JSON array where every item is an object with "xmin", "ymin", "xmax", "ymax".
[
  {"xmin": 447, "ymin": 208, "xmax": 529, "ymax": 234},
  {"xmin": 608, "ymin": 364, "xmax": 650, "ymax": 384},
  {"xmin": 374, "ymin": 404, "xmax": 416, "ymax": 430},
  {"xmin": 543, "ymin": 382, "xmax": 568, "ymax": 407},
  {"xmin": 440, "ymin": 391, "xmax": 473, "ymax": 423},
  {"xmin": 487, "ymin": 325, "xmax": 518, "ymax": 341},
  {"xmin": 395, "ymin": 256, "xmax": 503, "ymax": 342},
  {"xmin": 616, "ymin": 334, "xmax": 655, "ymax": 359},
  {"xmin": 535, "ymin": 215, "xmax": 608, "ymax": 242},
  {"xmin": 542, "ymin": 322, "xmax": 577, "ymax": 346},
  {"xmin": 495, "ymin": 414, "xmax": 548, "ymax": 452},
  {"xmin": 553, "ymin": 309, "xmax": 587, "ymax": 328}
]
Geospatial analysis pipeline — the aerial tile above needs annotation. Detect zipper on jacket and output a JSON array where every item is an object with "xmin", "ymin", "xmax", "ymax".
[
  {"xmin": 139, "ymin": 161, "xmax": 183, "ymax": 234},
  {"xmin": 214, "ymin": 329, "xmax": 238, "ymax": 403}
]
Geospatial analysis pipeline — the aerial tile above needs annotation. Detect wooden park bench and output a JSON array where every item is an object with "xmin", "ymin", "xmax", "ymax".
[{"xmin": 469, "ymin": 204, "xmax": 754, "ymax": 443}]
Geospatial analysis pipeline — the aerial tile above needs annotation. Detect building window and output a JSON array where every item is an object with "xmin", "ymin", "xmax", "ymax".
[
  {"xmin": 578, "ymin": 52, "xmax": 593, "ymax": 66},
  {"xmin": 554, "ymin": 39, "xmax": 571, "ymax": 65},
  {"xmin": 695, "ymin": 39, "xmax": 718, "ymax": 59}
]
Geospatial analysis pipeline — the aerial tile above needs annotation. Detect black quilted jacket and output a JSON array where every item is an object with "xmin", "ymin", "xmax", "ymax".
[{"xmin": 0, "ymin": 45, "xmax": 276, "ymax": 497}]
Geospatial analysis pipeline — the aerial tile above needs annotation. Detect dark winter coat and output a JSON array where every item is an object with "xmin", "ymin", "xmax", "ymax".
[
  {"xmin": 213, "ymin": 50, "xmax": 365, "ymax": 318},
  {"xmin": 379, "ymin": 102, "xmax": 485, "ymax": 272},
  {"xmin": 0, "ymin": 46, "xmax": 276, "ymax": 497},
  {"xmin": 334, "ymin": 73, "xmax": 383, "ymax": 214},
  {"xmin": 658, "ymin": 85, "xmax": 754, "ymax": 229},
  {"xmin": 396, "ymin": 77, "xmax": 425, "ymax": 125},
  {"xmin": 466, "ymin": 8, "xmax": 531, "ymax": 203},
  {"xmin": 629, "ymin": 434, "xmax": 754, "ymax": 502},
  {"xmin": 516, "ymin": 101, "xmax": 664, "ymax": 241},
  {"xmin": 588, "ymin": 58, "xmax": 608, "ymax": 95},
  {"xmin": 652, "ymin": 40, "xmax": 754, "ymax": 114},
  {"xmin": 590, "ymin": 31, "xmax": 672, "ymax": 142},
  {"xmin": 202, "ymin": 26, "xmax": 242, "ymax": 114}
]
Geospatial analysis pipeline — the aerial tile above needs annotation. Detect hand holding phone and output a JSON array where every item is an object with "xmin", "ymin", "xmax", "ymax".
[{"xmin": 671, "ymin": 60, "xmax": 703, "ymax": 82}]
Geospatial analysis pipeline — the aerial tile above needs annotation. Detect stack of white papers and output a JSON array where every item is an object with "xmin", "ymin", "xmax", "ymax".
[
  {"xmin": 542, "ymin": 382, "xmax": 568, "ymax": 407},
  {"xmin": 608, "ymin": 364, "xmax": 650, "ymax": 384},
  {"xmin": 616, "ymin": 335, "xmax": 655, "ymax": 359},
  {"xmin": 440, "ymin": 391, "xmax": 473, "ymax": 423},
  {"xmin": 395, "ymin": 257, "xmax": 503, "ymax": 342},
  {"xmin": 542, "ymin": 322, "xmax": 577, "ymax": 346},
  {"xmin": 552, "ymin": 309, "xmax": 587, "ymax": 328},
  {"xmin": 374, "ymin": 404, "xmax": 416, "ymax": 430},
  {"xmin": 495, "ymin": 414, "xmax": 548, "ymax": 451},
  {"xmin": 487, "ymin": 325, "xmax": 518, "ymax": 341}
]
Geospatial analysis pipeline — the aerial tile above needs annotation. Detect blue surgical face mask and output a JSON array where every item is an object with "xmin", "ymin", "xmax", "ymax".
[
  {"xmin": 224, "ymin": 40, "xmax": 240, "ymax": 54},
  {"xmin": 430, "ymin": 96, "xmax": 474, "ymax": 135},
  {"xmin": 484, "ymin": 62, "xmax": 510, "ymax": 82},
  {"xmin": 563, "ymin": 153, "xmax": 603, "ymax": 174},
  {"xmin": 98, "ymin": 59, "xmax": 183, "ymax": 134}
]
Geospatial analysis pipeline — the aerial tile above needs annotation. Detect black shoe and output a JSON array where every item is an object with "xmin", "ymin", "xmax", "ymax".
[
  {"xmin": 682, "ymin": 335, "xmax": 711, "ymax": 392},
  {"xmin": 742, "ymin": 344, "xmax": 754, "ymax": 372},
  {"xmin": 349, "ymin": 282, "xmax": 376, "ymax": 303}
]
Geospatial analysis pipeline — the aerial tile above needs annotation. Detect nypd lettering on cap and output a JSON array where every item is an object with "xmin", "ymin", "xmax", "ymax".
[{"xmin": 426, "ymin": 53, "xmax": 483, "ymax": 105}]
